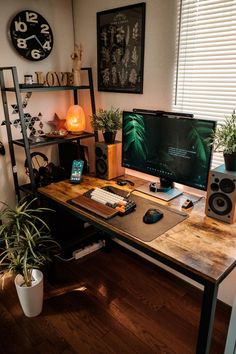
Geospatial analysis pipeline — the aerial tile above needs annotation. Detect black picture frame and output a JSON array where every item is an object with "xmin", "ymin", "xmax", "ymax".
[{"xmin": 97, "ymin": 3, "xmax": 146, "ymax": 94}]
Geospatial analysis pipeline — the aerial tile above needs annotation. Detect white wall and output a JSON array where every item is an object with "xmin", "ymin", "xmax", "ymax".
[
  {"xmin": 74, "ymin": 0, "xmax": 177, "ymax": 140},
  {"xmin": 0, "ymin": 0, "xmax": 75, "ymax": 206},
  {"xmin": 74, "ymin": 0, "xmax": 236, "ymax": 307}
]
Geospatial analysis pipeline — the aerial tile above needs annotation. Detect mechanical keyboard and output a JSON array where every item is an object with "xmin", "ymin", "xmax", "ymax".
[
  {"xmin": 68, "ymin": 187, "xmax": 136, "ymax": 219},
  {"xmin": 84, "ymin": 188, "xmax": 136, "ymax": 215}
]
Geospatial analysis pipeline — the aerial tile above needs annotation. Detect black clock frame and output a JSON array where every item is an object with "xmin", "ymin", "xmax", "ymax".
[{"xmin": 9, "ymin": 10, "xmax": 53, "ymax": 61}]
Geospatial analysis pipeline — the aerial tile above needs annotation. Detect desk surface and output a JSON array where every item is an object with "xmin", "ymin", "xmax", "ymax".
[{"xmin": 38, "ymin": 175, "xmax": 236, "ymax": 285}]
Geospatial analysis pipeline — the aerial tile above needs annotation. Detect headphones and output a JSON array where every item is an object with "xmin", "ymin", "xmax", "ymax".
[{"xmin": 24, "ymin": 152, "xmax": 65, "ymax": 187}]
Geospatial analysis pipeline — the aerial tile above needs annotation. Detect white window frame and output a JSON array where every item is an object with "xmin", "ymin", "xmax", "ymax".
[{"xmin": 173, "ymin": 0, "xmax": 236, "ymax": 168}]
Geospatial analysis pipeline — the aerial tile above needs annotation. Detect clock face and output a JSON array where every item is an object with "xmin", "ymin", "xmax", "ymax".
[{"xmin": 10, "ymin": 10, "xmax": 53, "ymax": 61}]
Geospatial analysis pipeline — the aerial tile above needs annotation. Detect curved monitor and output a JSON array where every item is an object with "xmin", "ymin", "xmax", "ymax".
[{"xmin": 122, "ymin": 111, "xmax": 216, "ymax": 198}]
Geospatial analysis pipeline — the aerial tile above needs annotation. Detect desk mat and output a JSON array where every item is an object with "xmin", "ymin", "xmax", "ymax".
[{"xmin": 107, "ymin": 194, "xmax": 188, "ymax": 242}]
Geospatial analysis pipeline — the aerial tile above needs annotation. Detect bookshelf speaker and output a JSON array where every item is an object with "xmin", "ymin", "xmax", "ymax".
[
  {"xmin": 205, "ymin": 165, "xmax": 236, "ymax": 223},
  {"xmin": 95, "ymin": 141, "xmax": 125, "ymax": 180}
]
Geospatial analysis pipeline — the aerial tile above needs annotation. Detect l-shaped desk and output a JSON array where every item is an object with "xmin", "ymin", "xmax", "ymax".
[{"xmin": 38, "ymin": 175, "xmax": 236, "ymax": 354}]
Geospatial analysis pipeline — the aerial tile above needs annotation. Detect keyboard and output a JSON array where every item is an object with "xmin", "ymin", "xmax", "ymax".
[
  {"xmin": 84, "ymin": 188, "xmax": 136, "ymax": 215},
  {"xmin": 68, "ymin": 187, "xmax": 136, "ymax": 219}
]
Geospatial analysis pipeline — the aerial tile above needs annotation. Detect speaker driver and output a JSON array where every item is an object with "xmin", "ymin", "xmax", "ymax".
[
  {"xmin": 208, "ymin": 193, "xmax": 232, "ymax": 215},
  {"xmin": 210, "ymin": 183, "xmax": 219, "ymax": 192},
  {"xmin": 95, "ymin": 147, "xmax": 103, "ymax": 158},
  {"xmin": 96, "ymin": 158, "xmax": 107, "ymax": 176},
  {"xmin": 219, "ymin": 178, "xmax": 235, "ymax": 194}
]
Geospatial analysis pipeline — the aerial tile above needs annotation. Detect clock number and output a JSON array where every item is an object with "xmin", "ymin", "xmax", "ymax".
[
  {"xmin": 14, "ymin": 21, "xmax": 27, "ymax": 32},
  {"xmin": 41, "ymin": 24, "xmax": 49, "ymax": 34},
  {"xmin": 31, "ymin": 49, "xmax": 41, "ymax": 59},
  {"xmin": 26, "ymin": 11, "xmax": 38, "ymax": 23},
  {"xmin": 43, "ymin": 41, "xmax": 51, "ymax": 51},
  {"xmin": 17, "ymin": 38, "xmax": 27, "ymax": 48}
]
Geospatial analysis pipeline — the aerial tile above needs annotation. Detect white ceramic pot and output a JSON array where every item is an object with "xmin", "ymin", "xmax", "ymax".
[{"xmin": 14, "ymin": 269, "xmax": 44, "ymax": 317}]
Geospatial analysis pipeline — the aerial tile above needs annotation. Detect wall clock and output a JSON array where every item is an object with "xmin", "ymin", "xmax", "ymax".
[{"xmin": 9, "ymin": 10, "xmax": 53, "ymax": 61}]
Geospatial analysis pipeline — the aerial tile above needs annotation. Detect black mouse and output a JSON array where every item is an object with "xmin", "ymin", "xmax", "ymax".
[{"xmin": 143, "ymin": 208, "xmax": 163, "ymax": 224}]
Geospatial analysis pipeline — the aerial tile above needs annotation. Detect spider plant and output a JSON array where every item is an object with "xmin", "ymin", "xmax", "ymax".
[{"xmin": 0, "ymin": 197, "xmax": 60, "ymax": 287}]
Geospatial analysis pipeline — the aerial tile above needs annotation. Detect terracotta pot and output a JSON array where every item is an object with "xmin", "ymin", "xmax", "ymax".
[
  {"xmin": 224, "ymin": 152, "xmax": 236, "ymax": 171},
  {"xmin": 15, "ymin": 269, "xmax": 44, "ymax": 317},
  {"xmin": 103, "ymin": 131, "xmax": 116, "ymax": 144}
]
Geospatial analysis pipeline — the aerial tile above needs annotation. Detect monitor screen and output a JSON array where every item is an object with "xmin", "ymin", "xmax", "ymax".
[{"xmin": 122, "ymin": 111, "xmax": 216, "ymax": 192}]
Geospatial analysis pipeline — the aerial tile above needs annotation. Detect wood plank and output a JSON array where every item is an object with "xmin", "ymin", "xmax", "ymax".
[{"xmin": 0, "ymin": 244, "xmax": 230, "ymax": 354}]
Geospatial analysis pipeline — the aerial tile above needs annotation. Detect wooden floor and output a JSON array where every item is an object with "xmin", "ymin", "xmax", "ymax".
[{"xmin": 0, "ymin": 242, "xmax": 231, "ymax": 354}]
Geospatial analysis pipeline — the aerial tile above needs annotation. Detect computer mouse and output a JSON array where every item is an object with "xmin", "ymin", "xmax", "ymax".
[{"xmin": 143, "ymin": 208, "xmax": 163, "ymax": 224}]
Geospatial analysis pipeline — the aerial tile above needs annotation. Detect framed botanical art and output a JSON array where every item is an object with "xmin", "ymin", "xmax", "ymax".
[{"xmin": 97, "ymin": 3, "xmax": 146, "ymax": 94}]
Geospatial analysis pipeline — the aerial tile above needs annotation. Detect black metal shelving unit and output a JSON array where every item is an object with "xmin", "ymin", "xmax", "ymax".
[{"xmin": 0, "ymin": 66, "xmax": 96, "ymax": 200}]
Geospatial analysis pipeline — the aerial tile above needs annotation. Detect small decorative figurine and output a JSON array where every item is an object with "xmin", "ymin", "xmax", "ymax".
[
  {"xmin": 71, "ymin": 44, "xmax": 83, "ymax": 86},
  {"xmin": 47, "ymin": 113, "xmax": 66, "ymax": 131}
]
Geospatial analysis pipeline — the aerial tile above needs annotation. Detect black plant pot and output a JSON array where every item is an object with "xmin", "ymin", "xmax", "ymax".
[
  {"xmin": 103, "ymin": 131, "xmax": 116, "ymax": 144},
  {"xmin": 224, "ymin": 152, "xmax": 236, "ymax": 171}
]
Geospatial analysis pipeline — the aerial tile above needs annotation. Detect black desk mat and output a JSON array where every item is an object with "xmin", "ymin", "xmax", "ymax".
[{"xmin": 107, "ymin": 194, "xmax": 188, "ymax": 242}]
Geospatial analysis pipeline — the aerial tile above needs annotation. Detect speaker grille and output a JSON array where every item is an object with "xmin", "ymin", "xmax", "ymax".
[
  {"xmin": 96, "ymin": 159, "xmax": 107, "ymax": 176},
  {"xmin": 219, "ymin": 178, "xmax": 235, "ymax": 194},
  {"xmin": 208, "ymin": 193, "xmax": 232, "ymax": 216},
  {"xmin": 95, "ymin": 147, "xmax": 103, "ymax": 158}
]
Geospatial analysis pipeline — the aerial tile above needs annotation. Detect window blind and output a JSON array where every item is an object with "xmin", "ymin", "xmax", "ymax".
[{"xmin": 173, "ymin": 0, "xmax": 236, "ymax": 168}]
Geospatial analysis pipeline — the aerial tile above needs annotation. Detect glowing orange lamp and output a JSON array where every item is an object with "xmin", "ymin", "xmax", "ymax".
[{"xmin": 65, "ymin": 105, "xmax": 85, "ymax": 133}]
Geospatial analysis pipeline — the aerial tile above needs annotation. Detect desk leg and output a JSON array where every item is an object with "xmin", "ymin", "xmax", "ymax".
[
  {"xmin": 196, "ymin": 282, "xmax": 218, "ymax": 354},
  {"xmin": 224, "ymin": 295, "xmax": 236, "ymax": 354}
]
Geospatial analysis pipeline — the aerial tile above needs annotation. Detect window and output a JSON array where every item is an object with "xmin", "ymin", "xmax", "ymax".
[{"xmin": 173, "ymin": 0, "xmax": 236, "ymax": 168}]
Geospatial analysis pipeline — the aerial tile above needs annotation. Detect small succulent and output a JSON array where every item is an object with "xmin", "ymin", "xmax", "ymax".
[
  {"xmin": 90, "ymin": 107, "xmax": 122, "ymax": 132},
  {"xmin": 213, "ymin": 111, "xmax": 236, "ymax": 154}
]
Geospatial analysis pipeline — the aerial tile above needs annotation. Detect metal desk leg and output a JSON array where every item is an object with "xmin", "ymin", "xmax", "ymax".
[
  {"xmin": 224, "ymin": 295, "xmax": 236, "ymax": 354},
  {"xmin": 196, "ymin": 282, "xmax": 218, "ymax": 354}
]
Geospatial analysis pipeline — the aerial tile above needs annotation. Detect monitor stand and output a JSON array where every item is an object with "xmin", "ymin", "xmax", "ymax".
[{"xmin": 135, "ymin": 179, "xmax": 183, "ymax": 202}]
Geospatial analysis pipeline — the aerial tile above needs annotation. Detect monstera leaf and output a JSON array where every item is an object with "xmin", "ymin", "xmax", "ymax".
[
  {"xmin": 123, "ymin": 114, "xmax": 148, "ymax": 160},
  {"xmin": 187, "ymin": 123, "xmax": 213, "ymax": 165}
]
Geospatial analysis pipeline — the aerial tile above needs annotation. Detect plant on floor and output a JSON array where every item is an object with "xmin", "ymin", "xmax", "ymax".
[{"xmin": 0, "ymin": 197, "xmax": 60, "ymax": 287}]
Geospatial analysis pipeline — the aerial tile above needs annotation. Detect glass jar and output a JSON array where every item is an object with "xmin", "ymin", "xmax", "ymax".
[{"xmin": 24, "ymin": 75, "xmax": 33, "ymax": 85}]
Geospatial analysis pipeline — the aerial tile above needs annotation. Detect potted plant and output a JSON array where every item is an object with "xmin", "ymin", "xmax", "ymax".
[
  {"xmin": 212, "ymin": 111, "xmax": 236, "ymax": 171},
  {"xmin": 0, "ymin": 197, "xmax": 60, "ymax": 317},
  {"xmin": 90, "ymin": 107, "xmax": 122, "ymax": 144}
]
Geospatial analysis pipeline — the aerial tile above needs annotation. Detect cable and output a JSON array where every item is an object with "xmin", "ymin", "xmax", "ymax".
[{"xmin": 192, "ymin": 196, "xmax": 205, "ymax": 205}]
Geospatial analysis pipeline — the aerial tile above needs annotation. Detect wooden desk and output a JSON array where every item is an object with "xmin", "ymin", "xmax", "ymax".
[{"xmin": 38, "ymin": 175, "xmax": 236, "ymax": 354}]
